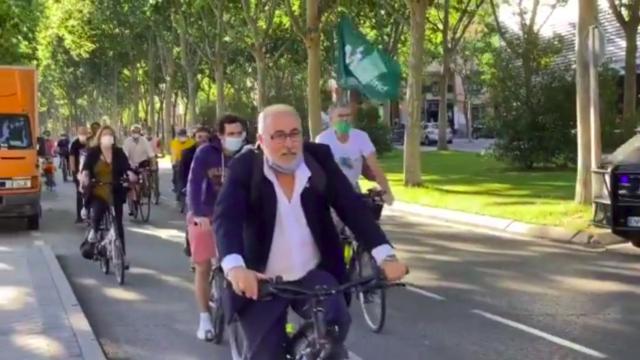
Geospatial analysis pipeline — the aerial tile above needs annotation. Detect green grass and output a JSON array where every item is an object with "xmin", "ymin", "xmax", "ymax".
[{"xmin": 364, "ymin": 150, "xmax": 591, "ymax": 230}]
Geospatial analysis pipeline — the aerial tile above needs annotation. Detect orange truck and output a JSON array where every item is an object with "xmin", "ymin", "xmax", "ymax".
[{"xmin": 0, "ymin": 66, "xmax": 41, "ymax": 230}]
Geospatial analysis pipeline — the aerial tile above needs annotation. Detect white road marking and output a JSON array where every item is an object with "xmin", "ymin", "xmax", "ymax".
[
  {"xmin": 349, "ymin": 351, "xmax": 363, "ymax": 360},
  {"xmin": 406, "ymin": 285, "xmax": 447, "ymax": 301},
  {"xmin": 471, "ymin": 310, "xmax": 607, "ymax": 359}
]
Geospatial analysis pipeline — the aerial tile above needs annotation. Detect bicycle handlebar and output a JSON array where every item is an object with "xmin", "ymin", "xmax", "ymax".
[
  {"xmin": 257, "ymin": 275, "xmax": 405, "ymax": 301},
  {"xmin": 364, "ymin": 188, "xmax": 385, "ymax": 203},
  {"xmin": 89, "ymin": 177, "xmax": 131, "ymax": 187}
]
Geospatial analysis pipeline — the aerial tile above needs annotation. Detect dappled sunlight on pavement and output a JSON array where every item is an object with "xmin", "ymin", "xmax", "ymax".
[
  {"xmin": 129, "ymin": 225, "xmax": 185, "ymax": 244},
  {"xmin": 426, "ymin": 238, "xmax": 539, "ymax": 256},
  {"xmin": 102, "ymin": 287, "xmax": 147, "ymax": 302},
  {"xmin": 10, "ymin": 333, "xmax": 66, "ymax": 359},
  {"xmin": 493, "ymin": 279, "xmax": 560, "ymax": 295},
  {"xmin": 0, "ymin": 286, "xmax": 30, "ymax": 311},
  {"xmin": 0, "ymin": 244, "xmax": 84, "ymax": 359},
  {"xmin": 550, "ymin": 275, "xmax": 640, "ymax": 296},
  {"xmin": 129, "ymin": 267, "xmax": 192, "ymax": 291}
]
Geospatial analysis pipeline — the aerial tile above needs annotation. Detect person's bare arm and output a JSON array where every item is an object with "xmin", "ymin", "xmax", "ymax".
[{"xmin": 364, "ymin": 153, "xmax": 394, "ymax": 204}]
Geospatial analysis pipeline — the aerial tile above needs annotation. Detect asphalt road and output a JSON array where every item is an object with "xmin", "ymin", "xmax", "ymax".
[{"xmin": 4, "ymin": 165, "xmax": 640, "ymax": 360}]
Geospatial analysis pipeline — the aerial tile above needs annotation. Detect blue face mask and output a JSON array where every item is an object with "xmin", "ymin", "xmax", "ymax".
[
  {"xmin": 266, "ymin": 154, "xmax": 303, "ymax": 174},
  {"xmin": 223, "ymin": 136, "xmax": 244, "ymax": 152}
]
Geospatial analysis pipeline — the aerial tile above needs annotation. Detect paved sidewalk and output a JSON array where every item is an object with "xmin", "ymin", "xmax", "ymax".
[
  {"xmin": 394, "ymin": 138, "xmax": 495, "ymax": 153},
  {"xmin": 0, "ymin": 240, "xmax": 105, "ymax": 360},
  {"xmin": 387, "ymin": 201, "xmax": 627, "ymax": 248}
]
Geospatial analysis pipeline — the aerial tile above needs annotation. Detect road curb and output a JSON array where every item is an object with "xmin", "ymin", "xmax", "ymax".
[
  {"xmin": 390, "ymin": 201, "xmax": 627, "ymax": 248},
  {"xmin": 39, "ymin": 244, "xmax": 106, "ymax": 360}
]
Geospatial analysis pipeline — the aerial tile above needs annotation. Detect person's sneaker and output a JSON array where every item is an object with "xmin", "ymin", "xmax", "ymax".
[
  {"xmin": 197, "ymin": 314, "xmax": 214, "ymax": 342},
  {"xmin": 87, "ymin": 230, "xmax": 98, "ymax": 243},
  {"xmin": 328, "ymin": 344, "xmax": 349, "ymax": 360},
  {"xmin": 80, "ymin": 208, "xmax": 88, "ymax": 220}
]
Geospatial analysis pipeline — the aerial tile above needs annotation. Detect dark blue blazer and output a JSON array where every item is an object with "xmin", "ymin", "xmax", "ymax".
[{"xmin": 213, "ymin": 142, "xmax": 390, "ymax": 319}]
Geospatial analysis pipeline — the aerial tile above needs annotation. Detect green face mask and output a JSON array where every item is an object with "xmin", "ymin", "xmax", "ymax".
[{"xmin": 334, "ymin": 120, "xmax": 352, "ymax": 135}]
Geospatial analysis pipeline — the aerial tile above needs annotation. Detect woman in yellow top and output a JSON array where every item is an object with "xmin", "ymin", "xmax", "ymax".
[
  {"xmin": 170, "ymin": 128, "xmax": 195, "ymax": 195},
  {"xmin": 80, "ymin": 126, "xmax": 136, "ymax": 265}
]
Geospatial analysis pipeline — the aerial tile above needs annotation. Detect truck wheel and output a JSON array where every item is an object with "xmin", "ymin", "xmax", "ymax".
[{"xmin": 27, "ymin": 215, "xmax": 39, "ymax": 230}]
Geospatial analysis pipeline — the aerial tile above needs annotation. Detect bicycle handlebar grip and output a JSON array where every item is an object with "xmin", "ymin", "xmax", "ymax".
[{"xmin": 257, "ymin": 280, "xmax": 275, "ymax": 300}]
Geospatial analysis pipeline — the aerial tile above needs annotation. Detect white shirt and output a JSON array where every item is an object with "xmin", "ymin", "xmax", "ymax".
[
  {"xmin": 122, "ymin": 136, "xmax": 154, "ymax": 167},
  {"xmin": 315, "ymin": 128, "xmax": 376, "ymax": 188},
  {"xmin": 221, "ymin": 159, "xmax": 395, "ymax": 281}
]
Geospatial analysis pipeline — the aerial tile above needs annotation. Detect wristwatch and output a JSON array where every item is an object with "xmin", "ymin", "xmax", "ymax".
[{"xmin": 382, "ymin": 254, "xmax": 398, "ymax": 263}]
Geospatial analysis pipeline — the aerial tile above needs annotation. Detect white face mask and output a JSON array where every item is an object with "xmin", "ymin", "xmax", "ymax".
[
  {"xmin": 223, "ymin": 133, "xmax": 246, "ymax": 152},
  {"xmin": 132, "ymin": 133, "xmax": 140, "ymax": 139},
  {"xmin": 100, "ymin": 135, "xmax": 114, "ymax": 147}
]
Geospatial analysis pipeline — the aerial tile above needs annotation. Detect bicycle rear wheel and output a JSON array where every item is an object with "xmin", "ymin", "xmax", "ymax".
[
  {"xmin": 113, "ymin": 236, "xmax": 125, "ymax": 285},
  {"xmin": 357, "ymin": 251, "xmax": 386, "ymax": 333},
  {"xmin": 179, "ymin": 193, "xmax": 186, "ymax": 214},
  {"xmin": 139, "ymin": 179, "xmax": 152, "ymax": 223},
  {"xmin": 151, "ymin": 172, "xmax": 160, "ymax": 205},
  {"xmin": 61, "ymin": 159, "xmax": 68, "ymax": 182},
  {"xmin": 210, "ymin": 267, "xmax": 225, "ymax": 344}
]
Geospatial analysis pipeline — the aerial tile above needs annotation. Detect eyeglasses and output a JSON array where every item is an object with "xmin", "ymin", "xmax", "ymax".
[{"xmin": 270, "ymin": 129, "xmax": 302, "ymax": 144}]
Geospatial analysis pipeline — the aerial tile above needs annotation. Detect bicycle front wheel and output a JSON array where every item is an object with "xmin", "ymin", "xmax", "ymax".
[
  {"xmin": 127, "ymin": 196, "xmax": 138, "ymax": 220},
  {"xmin": 113, "ymin": 237, "xmax": 125, "ymax": 285},
  {"xmin": 357, "ymin": 251, "xmax": 386, "ymax": 333},
  {"xmin": 229, "ymin": 321, "xmax": 248, "ymax": 360},
  {"xmin": 100, "ymin": 253, "xmax": 110, "ymax": 274},
  {"xmin": 287, "ymin": 322, "xmax": 317, "ymax": 360}
]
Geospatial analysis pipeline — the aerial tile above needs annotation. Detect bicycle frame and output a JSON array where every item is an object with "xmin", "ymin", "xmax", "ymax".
[
  {"xmin": 258, "ymin": 276, "xmax": 401, "ymax": 359},
  {"xmin": 88, "ymin": 178, "xmax": 128, "ymax": 284},
  {"xmin": 305, "ymin": 296, "xmax": 332, "ymax": 358},
  {"xmin": 94, "ymin": 205, "xmax": 115, "ymax": 255},
  {"xmin": 342, "ymin": 189, "xmax": 385, "ymax": 269},
  {"xmin": 133, "ymin": 167, "xmax": 150, "ymax": 197},
  {"xmin": 44, "ymin": 172, "xmax": 55, "ymax": 187}
]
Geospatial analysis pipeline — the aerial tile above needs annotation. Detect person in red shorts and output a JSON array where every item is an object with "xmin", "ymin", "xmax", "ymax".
[{"xmin": 186, "ymin": 114, "xmax": 249, "ymax": 341}]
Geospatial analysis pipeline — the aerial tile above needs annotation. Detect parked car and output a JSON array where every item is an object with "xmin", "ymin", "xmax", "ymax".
[
  {"xmin": 422, "ymin": 122, "xmax": 452, "ymax": 146},
  {"xmin": 391, "ymin": 123, "xmax": 405, "ymax": 145},
  {"xmin": 472, "ymin": 121, "xmax": 495, "ymax": 139}
]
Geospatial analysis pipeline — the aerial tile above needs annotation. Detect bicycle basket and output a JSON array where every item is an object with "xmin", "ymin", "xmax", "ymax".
[{"xmin": 79, "ymin": 240, "xmax": 96, "ymax": 260}]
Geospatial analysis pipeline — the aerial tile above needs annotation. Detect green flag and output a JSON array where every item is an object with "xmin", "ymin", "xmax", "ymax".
[{"xmin": 335, "ymin": 16, "xmax": 402, "ymax": 101}]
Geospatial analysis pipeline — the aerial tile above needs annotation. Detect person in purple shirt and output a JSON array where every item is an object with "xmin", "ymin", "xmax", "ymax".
[{"xmin": 187, "ymin": 114, "xmax": 250, "ymax": 341}]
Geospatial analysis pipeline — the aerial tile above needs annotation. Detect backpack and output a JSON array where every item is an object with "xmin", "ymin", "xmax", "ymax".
[{"xmin": 248, "ymin": 146, "xmax": 329, "ymax": 209}]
